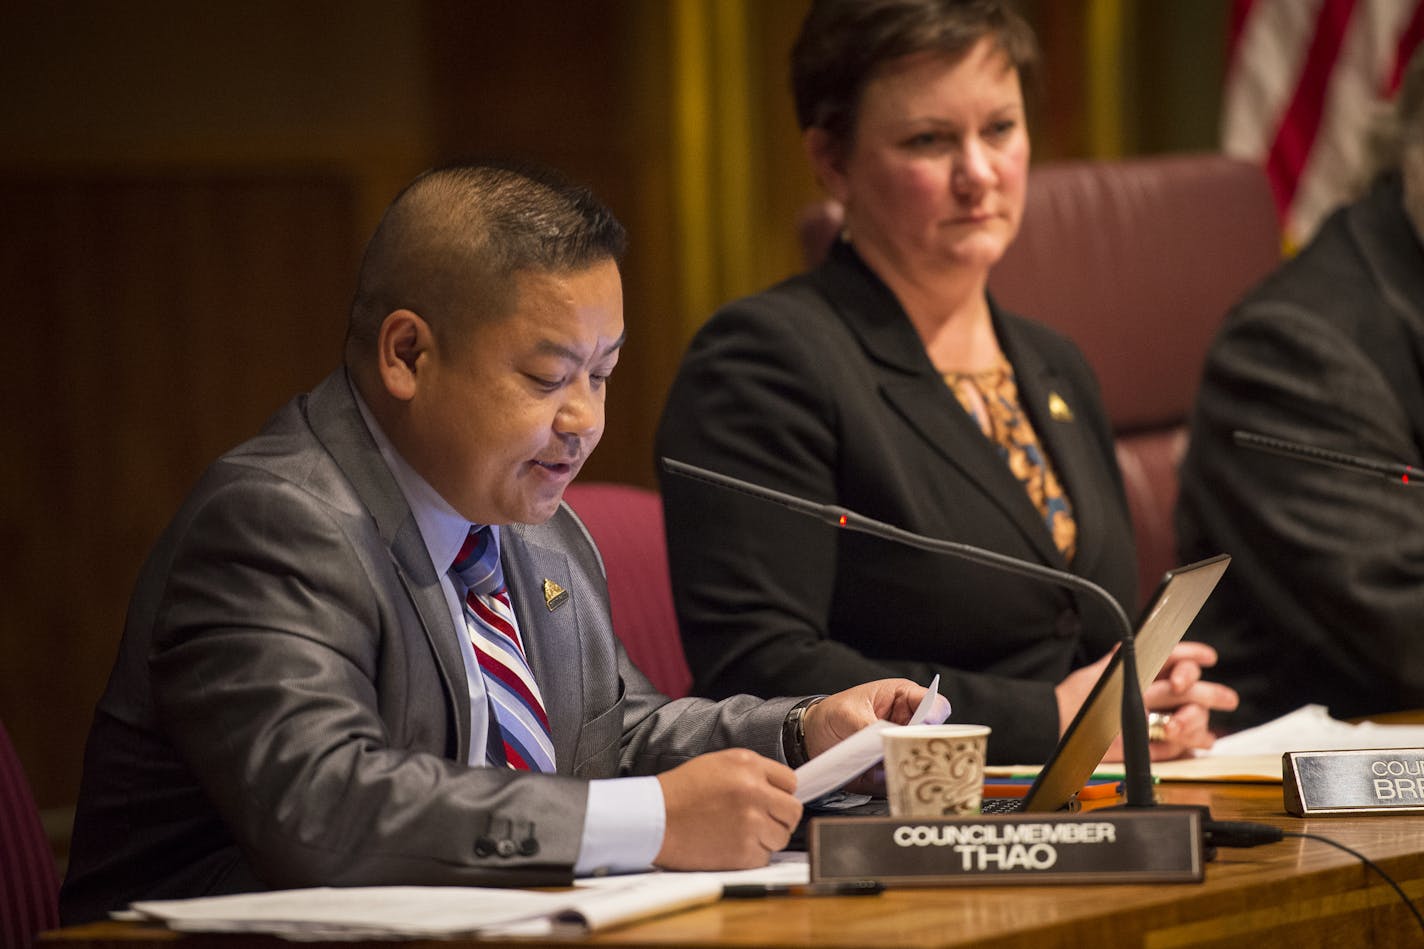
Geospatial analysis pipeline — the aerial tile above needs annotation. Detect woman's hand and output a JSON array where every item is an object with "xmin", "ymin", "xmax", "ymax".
[{"xmin": 1057, "ymin": 641, "xmax": 1239, "ymax": 762}]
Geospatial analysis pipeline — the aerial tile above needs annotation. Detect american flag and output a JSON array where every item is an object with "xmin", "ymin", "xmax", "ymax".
[{"xmin": 1222, "ymin": 0, "xmax": 1424, "ymax": 251}]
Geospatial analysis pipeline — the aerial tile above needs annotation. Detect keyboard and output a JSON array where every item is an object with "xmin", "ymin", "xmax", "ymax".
[{"xmin": 979, "ymin": 796, "xmax": 1026, "ymax": 814}]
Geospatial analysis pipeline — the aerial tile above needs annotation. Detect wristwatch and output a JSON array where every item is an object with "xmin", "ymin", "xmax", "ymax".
[{"xmin": 782, "ymin": 696, "xmax": 826, "ymax": 768}]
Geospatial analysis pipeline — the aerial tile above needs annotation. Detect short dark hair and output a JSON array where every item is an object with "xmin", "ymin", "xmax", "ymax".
[
  {"xmin": 346, "ymin": 159, "xmax": 627, "ymax": 354},
  {"xmin": 791, "ymin": 0, "xmax": 1039, "ymax": 149}
]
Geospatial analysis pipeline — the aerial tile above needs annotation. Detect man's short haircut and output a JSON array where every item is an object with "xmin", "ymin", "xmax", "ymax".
[
  {"xmin": 790, "ymin": 0, "xmax": 1040, "ymax": 152},
  {"xmin": 346, "ymin": 159, "xmax": 627, "ymax": 355}
]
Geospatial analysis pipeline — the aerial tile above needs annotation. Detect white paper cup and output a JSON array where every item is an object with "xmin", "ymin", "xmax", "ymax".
[{"xmin": 881, "ymin": 724, "xmax": 991, "ymax": 817}]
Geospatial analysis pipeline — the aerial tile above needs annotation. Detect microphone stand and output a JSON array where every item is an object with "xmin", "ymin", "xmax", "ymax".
[{"xmin": 660, "ymin": 457, "xmax": 1158, "ymax": 808}]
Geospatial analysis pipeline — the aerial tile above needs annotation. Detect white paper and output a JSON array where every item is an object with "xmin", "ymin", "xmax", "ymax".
[
  {"xmin": 1143, "ymin": 706, "xmax": 1424, "ymax": 783},
  {"xmin": 550, "ymin": 875, "xmax": 722, "ymax": 933},
  {"xmin": 123, "ymin": 859, "xmax": 815, "ymax": 940},
  {"xmin": 128, "ymin": 874, "xmax": 734, "ymax": 940},
  {"xmin": 1206, "ymin": 704, "xmax": 1424, "ymax": 756},
  {"xmin": 484, "ymin": 857, "xmax": 812, "ymax": 938},
  {"xmin": 910, "ymin": 674, "xmax": 947, "ymax": 725},
  {"xmin": 1149, "ymin": 754, "xmax": 1283, "ymax": 782},
  {"xmin": 793, "ymin": 675, "xmax": 947, "ymax": 803},
  {"xmin": 127, "ymin": 886, "xmax": 569, "ymax": 938},
  {"xmin": 793, "ymin": 719, "xmax": 895, "ymax": 803},
  {"xmin": 575, "ymin": 853, "xmax": 809, "ymax": 891}
]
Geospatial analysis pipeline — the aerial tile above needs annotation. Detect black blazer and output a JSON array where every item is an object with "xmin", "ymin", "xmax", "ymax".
[
  {"xmin": 657, "ymin": 241, "xmax": 1138, "ymax": 764},
  {"xmin": 1177, "ymin": 174, "xmax": 1424, "ymax": 729}
]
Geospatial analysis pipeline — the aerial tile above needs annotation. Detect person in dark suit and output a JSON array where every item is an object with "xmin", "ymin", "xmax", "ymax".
[
  {"xmin": 656, "ymin": 0, "xmax": 1235, "ymax": 766},
  {"xmin": 1176, "ymin": 49, "xmax": 1424, "ymax": 730},
  {"xmin": 59, "ymin": 160, "xmax": 944, "ymax": 923}
]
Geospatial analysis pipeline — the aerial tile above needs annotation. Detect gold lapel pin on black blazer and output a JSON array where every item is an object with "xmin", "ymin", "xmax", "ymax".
[{"xmin": 1048, "ymin": 392, "xmax": 1074, "ymax": 422}]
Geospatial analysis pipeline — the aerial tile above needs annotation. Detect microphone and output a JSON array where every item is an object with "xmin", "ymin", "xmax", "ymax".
[
  {"xmin": 1233, "ymin": 430, "xmax": 1422, "ymax": 487},
  {"xmin": 659, "ymin": 456, "xmax": 1157, "ymax": 808}
]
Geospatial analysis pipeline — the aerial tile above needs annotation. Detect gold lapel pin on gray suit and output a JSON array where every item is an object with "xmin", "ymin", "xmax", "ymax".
[{"xmin": 542, "ymin": 578, "xmax": 570, "ymax": 611}]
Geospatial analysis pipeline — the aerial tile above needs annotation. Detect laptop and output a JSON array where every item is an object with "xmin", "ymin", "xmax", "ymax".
[
  {"xmin": 803, "ymin": 553, "xmax": 1230, "ymax": 824},
  {"xmin": 982, "ymin": 553, "xmax": 1231, "ymax": 813}
]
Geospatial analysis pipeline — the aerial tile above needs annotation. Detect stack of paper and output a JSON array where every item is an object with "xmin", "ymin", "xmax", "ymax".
[
  {"xmin": 125, "ymin": 877, "xmax": 720, "ymax": 939},
  {"xmin": 121, "ymin": 857, "xmax": 813, "ymax": 939},
  {"xmin": 1151, "ymin": 704, "xmax": 1424, "ymax": 783}
]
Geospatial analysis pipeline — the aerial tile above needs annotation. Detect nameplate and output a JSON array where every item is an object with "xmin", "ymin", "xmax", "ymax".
[
  {"xmin": 1284, "ymin": 748, "xmax": 1424, "ymax": 816},
  {"xmin": 809, "ymin": 811, "xmax": 1203, "ymax": 885}
]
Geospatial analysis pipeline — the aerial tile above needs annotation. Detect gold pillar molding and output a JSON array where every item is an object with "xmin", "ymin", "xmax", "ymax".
[
  {"xmin": 670, "ymin": 0, "xmax": 758, "ymax": 339},
  {"xmin": 1086, "ymin": 0, "xmax": 1128, "ymax": 159}
]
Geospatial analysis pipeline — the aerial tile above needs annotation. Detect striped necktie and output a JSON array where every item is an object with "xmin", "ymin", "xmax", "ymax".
[{"xmin": 449, "ymin": 526, "xmax": 556, "ymax": 772}]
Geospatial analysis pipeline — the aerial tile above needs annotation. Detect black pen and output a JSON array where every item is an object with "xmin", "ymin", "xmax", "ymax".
[{"xmin": 722, "ymin": 881, "xmax": 885, "ymax": 899}]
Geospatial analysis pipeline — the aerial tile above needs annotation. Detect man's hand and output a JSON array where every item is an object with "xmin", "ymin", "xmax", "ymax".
[
  {"xmin": 653, "ymin": 749, "xmax": 801, "ymax": 870},
  {"xmin": 799, "ymin": 678, "xmax": 950, "ymax": 759}
]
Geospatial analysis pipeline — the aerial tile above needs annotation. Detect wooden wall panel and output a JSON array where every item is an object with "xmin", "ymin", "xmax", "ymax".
[
  {"xmin": 423, "ymin": 1, "xmax": 675, "ymax": 489},
  {"xmin": 0, "ymin": 175, "xmax": 358, "ymax": 819}
]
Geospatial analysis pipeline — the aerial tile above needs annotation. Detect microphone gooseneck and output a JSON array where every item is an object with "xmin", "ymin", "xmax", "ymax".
[
  {"xmin": 659, "ymin": 456, "xmax": 1157, "ymax": 808},
  {"xmin": 1232, "ymin": 430, "xmax": 1422, "ymax": 486}
]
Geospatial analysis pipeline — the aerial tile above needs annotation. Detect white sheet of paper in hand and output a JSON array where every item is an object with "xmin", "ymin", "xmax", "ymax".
[
  {"xmin": 793, "ymin": 675, "xmax": 946, "ymax": 803},
  {"xmin": 909, "ymin": 674, "xmax": 945, "ymax": 726}
]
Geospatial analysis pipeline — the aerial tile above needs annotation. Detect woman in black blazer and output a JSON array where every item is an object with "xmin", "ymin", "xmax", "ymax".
[{"xmin": 656, "ymin": 0, "xmax": 1236, "ymax": 765}]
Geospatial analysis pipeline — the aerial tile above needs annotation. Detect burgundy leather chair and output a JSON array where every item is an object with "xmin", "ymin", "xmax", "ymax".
[
  {"xmin": 0, "ymin": 719, "xmax": 58, "ymax": 949},
  {"xmin": 800, "ymin": 153, "xmax": 1281, "ymax": 604},
  {"xmin": 562, "ymin": 482, "xmax": 692, "ymax": 698}
]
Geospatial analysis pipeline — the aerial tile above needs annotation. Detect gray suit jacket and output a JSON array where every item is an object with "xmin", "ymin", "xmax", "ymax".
[{"xmin": 60, "ymin": 370, "xmax": 798, "ymax": 924}]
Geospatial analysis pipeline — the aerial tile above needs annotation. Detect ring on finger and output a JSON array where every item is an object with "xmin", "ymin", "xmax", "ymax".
[{"xmin": 1147, "ymin": 711, "xmax": 1172, "ymax": 743}]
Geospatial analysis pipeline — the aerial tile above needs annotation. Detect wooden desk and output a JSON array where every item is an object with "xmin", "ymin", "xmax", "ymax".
[{"xmin": 40, "ymin": 782, "xmax": 1424, "ymax": 949}]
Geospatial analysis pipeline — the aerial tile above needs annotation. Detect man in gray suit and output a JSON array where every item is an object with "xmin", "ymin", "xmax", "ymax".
[{"xmin": 59, "ymin": 160, "xmax": 943, "ymax": 923}]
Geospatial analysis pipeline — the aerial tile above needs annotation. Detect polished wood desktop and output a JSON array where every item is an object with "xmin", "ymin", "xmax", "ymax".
[{"xmin": 40, "ymin": 781, "xmax": 1424, "ymax": 949}]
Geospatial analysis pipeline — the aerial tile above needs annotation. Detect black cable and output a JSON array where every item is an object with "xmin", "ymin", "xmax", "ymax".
[
  {"xmin": 1203, "ymin": 821, "xmax": 1424, "ymax": 938},
  {"xmin": 1281, "ymin": 832, "xmax": 1424, "ymax": 934},
  {"xmin": 1282, "ymin": 830, "xmax": 1424, "ymax": 937}
]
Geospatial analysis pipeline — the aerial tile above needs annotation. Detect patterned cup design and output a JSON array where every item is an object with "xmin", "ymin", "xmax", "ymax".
[{"xmin": 883, "ymin": 725, "xmax": 991, "ymax": 817}]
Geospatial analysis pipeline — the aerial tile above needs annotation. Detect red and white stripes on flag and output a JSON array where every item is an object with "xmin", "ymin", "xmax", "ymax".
[{"xmin": 1222, "ymin": 0, "xmax": 1424, "ymax": 250}]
